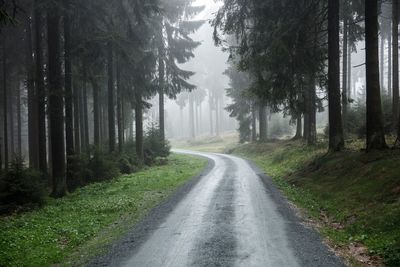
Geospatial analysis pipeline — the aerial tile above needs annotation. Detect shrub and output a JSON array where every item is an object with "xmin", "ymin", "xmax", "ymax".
[
  {"xmin": 0, "ymin": 158, "xmax": 46, "ymax": 214},
  {"xmin": 67, "ymin": 154, "xmax": 91, "ymax": 191},
  {"xmin": 144, "ymin": 123, "xmax": 171, "ymax": 159},
  {"xmin": 87, "ymin": 150, "xmax": 120, "ymax": 182}
]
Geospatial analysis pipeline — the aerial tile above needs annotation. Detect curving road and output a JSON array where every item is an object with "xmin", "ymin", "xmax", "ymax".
[{"xmin": 90, "ymin": 150, "xmax": 345, "ymax": 267}]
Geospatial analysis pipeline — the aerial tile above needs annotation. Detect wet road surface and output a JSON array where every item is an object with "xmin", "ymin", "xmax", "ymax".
[{"xmin": 90, "ymin": 150, "xmax": 345, "ymax": 267}]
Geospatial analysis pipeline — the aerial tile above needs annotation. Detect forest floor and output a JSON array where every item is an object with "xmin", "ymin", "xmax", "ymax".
[
  {"xmin": 178, "ymin": 135, "xmax": 400, "ymax": 267},
  {"xmin": 0, "ymin": 154, "xmax": 207, "ymax": 267}
]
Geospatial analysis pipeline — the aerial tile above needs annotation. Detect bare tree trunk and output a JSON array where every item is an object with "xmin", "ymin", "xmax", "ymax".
[
  {"xmin": 293, "ymin": 116, "xmax": 302, "ymax": 140},
  {"xmin": 34, "ymin": 1, "xmax": 47, "ymax": 175},
  {"xmin": 158, "ymin": 41, "xmax": 165, "ymax": 142},
  {"xmin": 380, "ymin": 35, "xmax": 385, "ymax": 90},
  {"xmin": 259, "ymin": 105, "xmax": 267, "ymax": 142},
  {"xmin": 26, "ymin": 14, "xmax": 39, "ymax": 168},
  {"xmin": 135, "ymin": 91, "xmax": 144, "ymax": 164},
  {"xmin": 17, "ymin": 83, "xmax": 21, "ymax": 157},
  {"xmin": 215, "ymin": 96, "xmax": 220, "ymax": 137},
  {"xmin": 251, "ymin": 105, "xmax": 257, "ymax": 142},
  {"xmin": 2, "ymin": 38, "xmax": 7, "ymax": 169},
  {"xmin": 83, "ymin": 66, "xmax": 89, "ymax": 150},
  {"xmin": 47, "ymin": 2, "xmax": 67, "ymax": 197},
  {"xmin": 328, "ymin": 0, "xmax": 344, "ymax": 151},
  {"xmin": 388, "ymin": 29, "xmax": 392, "ymax": 98},
  {"xmin": 107, "ymin": 42, "xmax": 116, "ymax": 153},
  {"xmin": 393, "ymin": 0, "xmax": 399, "ymax": 128},
  {"xmin": 91, "ymin": 77, "xmax": 100, "ymax": 147},
  {"xmin": 189, "ymin": 94, "xmax": 195, "ymax": 139},
  {"xmin": 64, "ymin": 0, "xmax": 74, "ymax": 181},
  {"xmin": 117, "ymin": 55, "xmax": 124, "ymax": 153},
  {"xmin": 73, "ymin": 81, "xmax": 80, "ymax": 154},
  {"xmin": 308, "ymin": 79, "xmax": 317, "ymax": 145},
  {"xmin": 348, "ymin": 41, "xmax": 352, "ymax": 101},
  {"xmin": 365, "ymin": 0, "xmax": 387, "ymax": 150},
  {"xmin": 342, "ymin": 19, "xmax": 348, "ymax": 124},
  {"xmin": 9, "ymin": 81, "xmax": 14, "ymax": 157},
  {"xmin": 209, "ymin": 94, "xmax": 214, "ymax": 136}
]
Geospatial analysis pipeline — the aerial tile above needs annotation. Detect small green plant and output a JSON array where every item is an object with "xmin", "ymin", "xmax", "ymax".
[{"xmin": 0, "ymin": 158, "xmax": 46, "ymax": 214}]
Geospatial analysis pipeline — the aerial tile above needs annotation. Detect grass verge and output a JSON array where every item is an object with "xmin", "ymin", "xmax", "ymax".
[
  {"xmin": 0, "ymin": 154, "xmax": 207, "ymax": 267},
  {"xmin": 231, "ymin": 140, "xmax": 400, "ymax": 267}
]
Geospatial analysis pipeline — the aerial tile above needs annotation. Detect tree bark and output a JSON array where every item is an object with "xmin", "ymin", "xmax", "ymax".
[
  {"xmin": 328, "ymin": 0, "xmax": 345, "ymax": 151},
  {"xmin": 293, "ymin": 116, "xmax": 302, "ymax": 140},
  {"xmin": 116, "ymin": 55, "xmax": 124, "ymax": 153},
  {"xmin": 365, "ymin": 0, "xmax": 387, "ymax": 150},
  {"xmin": 259, "ymin": 105, "xmax": 267, "ymax": 142},
  {"xmin": 393, "ymin": 0, "xmax": 399, "ymax": 128},
  {"xmin": 82, "ymin": 65, "xmax": 89, "ymax": 150},
  {"xmin": 2, "ymin": 38, "xmax": 7, "ymax": 169},
  {"xmin": 73, "ymin": 81, "xmax": 80, "ymax": 154},
  {"xmin": 251, "ymin": 105, "xmax": 257, "ymax": 142},
  {"xmin": 64, "ymin": 0, "xmax": 74, "ymax": 176},
  {"xmin": 26, "ymin": 14, "xmax": 39, "ymax": 168},
  {"xmin": 158, "ymin": 43, "xmax": 165, "ymax": 141},
  {"xmin": 189, "ymin": 94, "xmax": 195, "ymax": 139},
  {"xmin": 91, "ymin": 77, "xmax": 100, "ymax": 147},
  {"xmin": 380, "ymin": 35, "xmax": 385, "ymax": 89},
  {"xmin": 135, "ymin": 91, "xmax": 144, "ymax": 164},
  {"xmin": 34, "ymin": 2, "xmax": 47, "ymax": 175},
  {"xmin": 209, "ymin": 94, "xmax": 214, "ymax": 136},
  {"xmin": 342, "ymin": 19, "xmax": 348, "ymax": 124},
  {"xmin": 47, "ymin": 3, "xmax": 67, "ymax": 197},
  {"xmin": 348, "ymin": 41, "xmax": 352, "ymax": 101},
  {"xmin": 388, "ymin": 28, "xmax": 392, "ymax": 98},
  {"xmin": 215, "ymin": 96, "xmax": 220, "ymax": 137},
  {"xmin": 17, "ymin": 83, "xmax": 21, "ymax": 157},
  {"xmin": 308, "ymin": 79, "xmax": 317, "ymax": 145},
  {"xmin": 107, "ymin": 42, "xmax": 116, "ymax": 153}
]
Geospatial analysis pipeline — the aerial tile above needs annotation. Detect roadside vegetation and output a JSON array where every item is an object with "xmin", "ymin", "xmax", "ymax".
[
  {"xmin": 0, "ymin": 154, "xmax": 207, "ymax": 267},
  {"xmin": 231, "ymin": 140, "xmax": 400, "ymax": 267}
]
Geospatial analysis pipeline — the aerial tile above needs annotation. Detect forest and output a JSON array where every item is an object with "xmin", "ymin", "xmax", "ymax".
[
  {"xmin": 0, "ymin": 0, "xmax": 205, "ymax": 202},
  {"xmin": 0, "ymin": 0, "xmax": 400, "ymax": 266}
]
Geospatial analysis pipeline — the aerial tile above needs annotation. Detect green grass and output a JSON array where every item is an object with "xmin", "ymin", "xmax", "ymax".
[
  {"xmin": 172, "ymin": 132, "xmax": 238, "ymax": 153},
  {"xmin": 0, "ymin": 154, "xmax": 207, "ymax": 267},
  {"xmin": 232, "ymin": 140, "xmax": 400, "ymax": 267}
]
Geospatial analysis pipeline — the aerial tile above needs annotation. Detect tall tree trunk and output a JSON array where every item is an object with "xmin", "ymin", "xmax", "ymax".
[
  {"xmin": 17, "ymin": 83, "xmax": 21, "ymax": 157},
  {"xmin": 9, "ymin": 82, "xmax": 14, "ymax": 157},
  {"xmin": 380, "ymin": 35, "xmax": 385, "ymax": 89},
  {"xmin": 64, "ymin": 0, "xmax": 74, "ymax": 180},
  {"xmin": 26, "ymin": 14, "xmax": 38, "ymax": 168},
  {"xmin": 47, "ymin": 3, "xmax": 67, "ymax": 197},
  {"xmin": 293, "ymin": 116, "xmax": 302, "ymax": 140},
  {"xmin": 73, "ymin": 82, "xmax": 80, "ymax": 154},
  {"xmin": 328, "ymin": 0, "xmax": 344, "ymax": 151},
  {"xmin": 82, "ymin": 66, "xmax": 89, "ymax": 150},
  {"xmin": 135, "ymin": 91, "xmax": 144, "ymax": 164},
  {"xmin": 393, "ymin": 0, "xmax": 399, "ymax": 128},
  {"xmin": 107, "ymin": 42, "xmax": 116, "ymax": 153},
  {"xmin": 348, "ymin": 41, "xmax": 352, "ymax": 101},
  {"xmin": 117, "ymin": 56, "xmax": 124, "ymax": 153},
  {"xmin": 2, "ymin": 38, "xmax": 7, "ymax": 169},
  {"xmin": 158, "ymin": 43, "xmax": 165, "ymax": 141},
  {"xmin": 34, "ymin": 2, "xmax": 47, "ymax": 175},
  {"xmin": 189, "ymin": 94, "xmax": 195, "ymax": 139},
  {"xmin": 209, "ymin": 95, "xmax": 214, "ymax": 136},
  {"xmin": 365, "ymin": 0, "xmax": 387, "ymax": 150},
  {"xmin": 91, "ymin": 77, "xmax": 100, "ymax": 147},
  {"xmin": 308, "ymin": 79, "xmax": 317, "ymax": 145},
  {"xmin": 388, "ymin": 29, "xmax": 392, "ymax": 98},
  {"xmin": 79, "ymin": 78, "xmax": 85, "ymax": 151},
  {"xmin": 215, "ymin": 96, "xmax": 220, "ymax": 137},
  {"xmin": 259, "ymin": 105, "xmax": 267, "ymax": 142},
  {"xmin": 251, "ymin": 105, "xmax": 257, "ymax": 142},
  {"xmin": 342, "ymin": 19, "xmax": 348, "ymax": 124}
]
